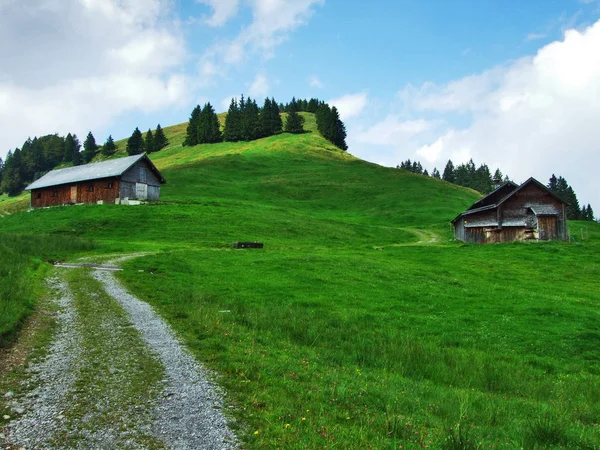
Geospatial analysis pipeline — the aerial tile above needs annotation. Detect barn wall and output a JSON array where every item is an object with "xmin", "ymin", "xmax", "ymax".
[
  {"xmin": 454, "ymin": 218, "xmax": 465, "ymax": 241},
  {"xmin": 502, "ymin": 183, "xmax": 565, "ymax": 240},
  {"xmin": 465, "ymin": 226, "xmax": 533, "ymax": 243},
  {"xmin": 121, "ymin": 161, "xmax": 161, "ymax": 186},
  {"xmin": 76, "ymin": 178, "xmax": 120, "ymax": 204},
  {"xmin": 31, "ymin": 184, "xmax": 73, "ymax": 208},
  {"xmin": 30, "ymin": 178, "xmax": 120, "ymax": 208}
]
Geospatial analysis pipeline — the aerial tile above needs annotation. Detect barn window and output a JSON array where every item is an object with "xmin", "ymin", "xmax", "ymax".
[
  {"xmin": 107, "ymin": 182, "xmax": 113, "ymax": 189},
  {"xmin": 88, "ymin": 185, "xmax": 94, "ymax": 192},
  {"xmin": 51, "ymin": 191, "xmax": 58, "ymax": 197}
]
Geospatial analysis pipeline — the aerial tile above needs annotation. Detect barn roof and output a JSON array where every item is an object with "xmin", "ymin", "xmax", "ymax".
[
  {"xmin": 26, "ymin": 154, "xmax": 165, "ymax": 190},
  {"xmin": 451, "ymin": 177, "xmax": 567, "ymax": 224}
]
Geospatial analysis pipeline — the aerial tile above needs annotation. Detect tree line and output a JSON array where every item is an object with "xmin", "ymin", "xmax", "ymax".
[
  {"xmin": 396, "ymin": 157, "xmax": 596, "ymax": 221},
  {"xmin": 126, "ymin": 125, "xmax": 169, "ymax": 156},
  {"xmin": 1, "ymin": 131, "xmax": 119, "ymax": 196},
  {"xmin": 547, "ymin": 174, "xmax": 594, "ymax": 221},
  {"xmin": 181, "ymin": 95, "xmax": 347, "ymax": 151}
]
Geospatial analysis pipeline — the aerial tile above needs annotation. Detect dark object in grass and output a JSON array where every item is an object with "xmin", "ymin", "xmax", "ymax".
[{"xmin": 232, "ymin": 242, "xmax": 264, "ymax": 249}]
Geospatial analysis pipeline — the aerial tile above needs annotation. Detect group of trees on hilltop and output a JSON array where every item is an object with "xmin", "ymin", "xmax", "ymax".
[
  {"xmin": 316, "ymin": 103, "xmax": 347, "ymax": 151},
  {"xmin": 182, "ymin": 95, "xmax": 348, "ymax": 151},
  {"xmin": 440, "ymin": 159, "xmax": 503, "ymax": 195},
  {"xmin": 547, "ymin": 174, "xmax": 594, "ymax": 220},
  {"xmin": 126, "ymin": 125, "xmax": 168, "ymax": 156},
  {"xmin": 0, "ymin": 132, "xmax": 118, "ymax": 196}
]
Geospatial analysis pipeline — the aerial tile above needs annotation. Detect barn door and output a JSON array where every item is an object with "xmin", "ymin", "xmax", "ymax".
[
  {"xmin": 538, "ymin": 216, "xmax": 558, "ymax": 240},
  {"xmin": 135, "ymin": 183, "xmax": 148, "ymax": 199},
  {"xmin": 71, "ymin": 185, "xmax": 78, "ymax": 202}
]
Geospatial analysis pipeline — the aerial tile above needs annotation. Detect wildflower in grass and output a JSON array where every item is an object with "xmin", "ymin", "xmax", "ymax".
[
  {"xmin": 302, "ymin": 417, "xmax": 306, "ymax": 421},
  {"xmin": 254, "ymin": 430, "xmax": 259, "ymax": 435},
  {"xmin": 285, "ymin": 424, "xmax": 290, "ymax": 428}
]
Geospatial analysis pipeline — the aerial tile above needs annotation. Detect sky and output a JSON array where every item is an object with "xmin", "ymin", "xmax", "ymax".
[{"xmin": 1, "ymin": 0, "xmax": 600, "ymax": 210}]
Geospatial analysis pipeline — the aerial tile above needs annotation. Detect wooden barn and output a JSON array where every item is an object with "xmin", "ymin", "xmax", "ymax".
[
  {"xmin": 452, "ymin": 177, "xmax": 568, "ymax": 243},
  {"xmin": 26, "ymin": 154, "xmax": 165, "ymax": 209}
]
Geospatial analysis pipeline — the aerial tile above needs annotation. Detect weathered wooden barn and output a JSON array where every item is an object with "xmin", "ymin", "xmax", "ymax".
[
  {"xmin": 452, "ymin": 177, "xmax": 568, "ymax": 243},
  {"xmin": 26, "ymin": 154, "xmax": 165, "ymax": 209}
]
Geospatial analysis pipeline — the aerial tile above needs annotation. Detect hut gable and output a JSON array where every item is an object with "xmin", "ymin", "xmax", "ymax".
[
  {"xmin": 26, "ymin": 154, "xmax": 165, "ymax": 208},
  {"xmin": 452, "ymin": 177, "xmax": 567, "ymax": 243}
]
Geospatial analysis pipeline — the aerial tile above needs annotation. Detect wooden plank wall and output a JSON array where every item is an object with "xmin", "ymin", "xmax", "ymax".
[{"xmin": 30, "ymin": 178, "xmax": 120, "ymax": 208}]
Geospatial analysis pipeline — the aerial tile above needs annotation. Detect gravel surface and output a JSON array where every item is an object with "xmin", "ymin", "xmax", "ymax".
[
  {"xmin": 5, "ymin": 277, "xmax": 82, "ymax": 447},
  {"xmin": 4, "ymin": 257, "xmax": 238, "ymax": 450},
  {"xmin": 93, "ymin": 267, "xmax": 238, "ymax": 450}
]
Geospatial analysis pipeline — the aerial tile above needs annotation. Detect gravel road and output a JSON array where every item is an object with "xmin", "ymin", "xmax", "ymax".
[{"xmin": 3, "ymin": 258, "xmax": 238, "ymax": 449}]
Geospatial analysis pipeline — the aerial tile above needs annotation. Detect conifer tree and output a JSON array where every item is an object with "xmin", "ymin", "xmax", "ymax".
[
  {"xmin": 432, "ymin": 168, "xmax": 441, "ymax": 179},
  {"xmin": 586, "ymin": 204, "xmax": 594, "ymax": 221},
  {"xmin": 285, "ymin": 109, "xmax": 305, "ymax": 134},
  {"xmin": 127, "ymin": 127, "xmax": 145, "ymax": 155},
  {"xmin": 184, "ymin": 105, "xmax": 201, "ymax": 146},
  {"xmin": 145, "ymin": 129, "xmax": 155, "ymax": 154},
  {"xmin": 1, "ymin": 150, "xmax": 24, "ymax": 196},
  {"xmin": 223, "ymin": 98, "xmax": 242, "ymax": 142},
  {"xmin": 0, "ymin": 157, "xmax": 3, "ymax": 193},
  {"xmin": 442, "ymin": 160, "xmax": 455, "ymax": 183},
  {"xmin": 154, "ymin": 124, "xmax": 169, "ymax": 152},
  {"xmin": 82, "ymin": 132, "xmax": 98, "ymax": 163},
  {"xmin": 63, "ymin": 133, "xmax": 81, "ymax": 165},
  {"xmin": 102, "ymin": 135, "xmax": 117, "ymax": 156},
  {"xmin": 198, "ymin": 103, "xmax": 222, "ymax": 143}
]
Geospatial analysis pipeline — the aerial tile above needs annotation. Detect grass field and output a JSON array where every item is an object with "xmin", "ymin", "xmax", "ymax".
[
  {"xmin": 0, "ymin": 234, "xmax": 94, "ymax": 345},
  {"xmin": 1, "ymin": 115, "xmax": 599, "ymax": 447}
]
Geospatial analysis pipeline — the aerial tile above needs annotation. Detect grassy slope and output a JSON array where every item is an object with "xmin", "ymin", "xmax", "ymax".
[{"xmin": 1, "ymin": 116, "xmax": 599, "ymax": 448}]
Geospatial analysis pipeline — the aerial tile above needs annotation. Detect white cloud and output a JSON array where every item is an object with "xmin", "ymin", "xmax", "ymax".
[
  {"xmin": 328, "ymin": 92, "xmax": 369, "ymax": 120},
  {"xmin": 196, "ymin": 0, "xmax": 240, "ymax": 27},
  {"xmin": 402, "ymin": 20, "xmax": 600, "ymax": 207},
  {"xmin": 0, "ymin": 0, "xmax": 189, "ymax": 155},
  {"xmin": 201, "ymin": 0, "xmax": 324, "ymax": 73},
  {"xmin": 248, "ymin": 73, "xmax": 269, "ymax": 97},
  {"xmin": 308, "ymin": 75, "xmax": 324, "ymax": 88}
]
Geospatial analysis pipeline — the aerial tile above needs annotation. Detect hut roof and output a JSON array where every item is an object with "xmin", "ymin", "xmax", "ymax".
[{"xmin": 26, "ymin": 154, "xmax": 165, "ymax": 191}]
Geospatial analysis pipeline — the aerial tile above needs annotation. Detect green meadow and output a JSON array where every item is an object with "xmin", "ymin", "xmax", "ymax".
[{"xmin": 1, "ymin": 115, "xmax": 599, "ymax": 448}]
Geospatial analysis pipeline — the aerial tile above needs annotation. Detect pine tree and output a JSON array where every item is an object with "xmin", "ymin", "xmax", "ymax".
[
  {"xmin": 223, "ymin": 98, "xmax": 242, "ymax": 142},
  {"xmin": 82, "ymin": 132, "xmax": 98, "ymax": 163},
  {"xmin": 145, "ymin": 129, "xmax": 155, "ymax": 154},
  {"xmin": 260, "ymin": 97, "xmax": 273, "ymax": 137},
  {"xmin": 102, "ymin": 135, "xmax": 117, "ymax": 156},
  {"xmin": 1, "ymin": 150, "xmax": 24, "ymax": 196},
  {"xmin": 198, "ymin": 103, "xmax": 222, "ymax": 144},
  {"xmin": 442, "ymin": 160, "xmax": 455, "ymax": 183},
  {"xmin": 127, "ymin": 127, "xmax": 145, "ymax": 155},
  {"xmin": 154, "ymin": 124, "xmax": 169, "ymax": 151},
  {"xmin": 184, "ymin": 105, "xmax": 201, "ymax": 146},
  {"xmin": 63, "ymin": 134, "xmax": 81, "ymax": 165},
  {"xmin": 423, "ymin": 169, "xmax": 429, "ymax": 176},
  {"xmin": 547, "ymin": 174, "xmax": 558, "ymax": 191},
  {"xmin": 285, "ymin": 109, "xmax": 305, "ymax": 133},
  {"xmin": 586, "ymin": 204, "xmax": 594, "ymax": 221},
  {"xmin": 0, "ymin": 157, "xmax": 3, "ymax": 194},
  {"xmin": 432, "ymin": 168, "xmax": 441, "ymax": 179},
  {"xmin": 271, "ymin": 97, "xmax": 283, "ymax": 134}
]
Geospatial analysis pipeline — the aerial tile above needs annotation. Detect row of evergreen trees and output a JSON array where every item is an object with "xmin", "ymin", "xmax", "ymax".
[
  {"xmin": 126, "ymin": 125, "xmax": 169, "ymax": 156},
  {"xmin": 181, "ymin": 95, "xmax": 348, "ymax": 151},
  {"xmin": 0, "ymin": 132, "xmax": 118, "ymax": 196},
  {"xmin": 547, "ymin": 174, "xmax": 594, "ymax": 221}
]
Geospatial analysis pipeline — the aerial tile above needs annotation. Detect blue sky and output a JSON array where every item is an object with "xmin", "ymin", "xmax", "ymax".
[{"xmin": 1, "ymin": 0, "xmax": 599, "ymax": 209}]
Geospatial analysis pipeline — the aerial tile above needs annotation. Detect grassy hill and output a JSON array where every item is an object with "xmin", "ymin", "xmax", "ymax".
[{"xmin": 1, "ymin": 115, "xmax": 600, "ymax": 448}]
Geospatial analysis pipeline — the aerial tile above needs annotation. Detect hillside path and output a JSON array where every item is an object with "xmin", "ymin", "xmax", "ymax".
[{"xmin": 3, "ymin": 256, "xmax": 238, "ymax": 449}]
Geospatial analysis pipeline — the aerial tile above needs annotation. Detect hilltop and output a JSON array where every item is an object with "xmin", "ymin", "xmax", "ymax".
[{"xmin": 1, "ymin": 113, "xmax": 600, "ymax": 448}]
